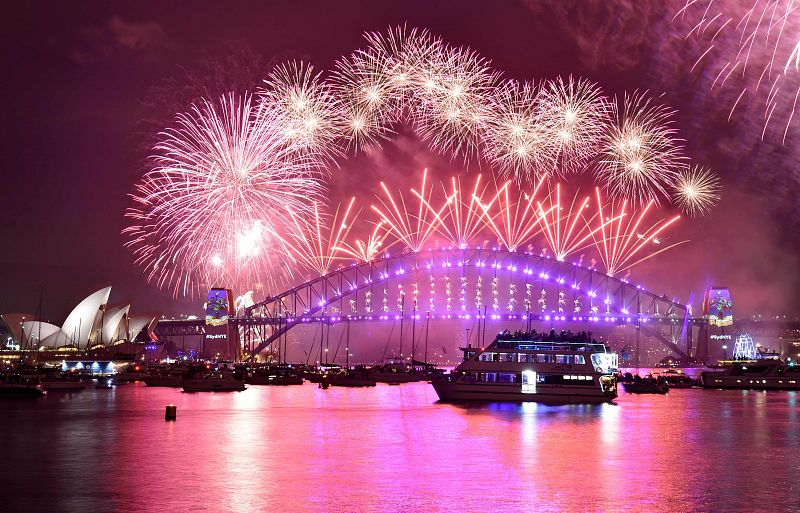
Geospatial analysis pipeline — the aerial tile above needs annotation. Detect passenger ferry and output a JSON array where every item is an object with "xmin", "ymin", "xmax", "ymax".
[{"xmin": 432, "ymin": 334, "xmax": 619, "ymax": 404}]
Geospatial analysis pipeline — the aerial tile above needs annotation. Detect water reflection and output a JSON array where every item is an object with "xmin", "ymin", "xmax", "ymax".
[{"xmin": 1, "ymin": 383, "xmax": 799, "ymax": 512}]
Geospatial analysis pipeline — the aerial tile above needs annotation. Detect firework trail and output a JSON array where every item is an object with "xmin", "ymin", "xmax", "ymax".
[
  {"xmin": 335, "ymin": 220, "xmax": 388, "ymax": 262},
  {"xmin": 596, "ymin": 92, "xmax": 686, "ymax": 205},
  {"xmin": 283, "ymin": 198, "xmax": 359, "ymax": 276},
  {"xmin": 536, "ymin": 184, "xmax": 621, "ymax": 262},
  {"xmin": 434, "ymin": 174, "xmax": 491, "ymax": 248},
  {"xmin": 371, "ymin": 168, "xmax": 447, "ymax": 252},
  {"xmin": 676, "ymin": 0, "xmax": 800, "ymax": 141},
  {"xmin": 478, "ymin": 175, "xmax": 550, "ymax": 251},
  {"xmin": 592, "ymin": 188, "xmax": 685, "ymax": 277},
  {"xmin": 673, "ymin": 166, "xmax": 722, "ymax": 216},
  {"xmin": 124, "ymin": 94, "xmax": 322, "ymax": 297}
]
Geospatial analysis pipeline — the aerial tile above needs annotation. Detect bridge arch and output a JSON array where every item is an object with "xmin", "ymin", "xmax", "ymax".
[{"xmin": 241, "ymin": 247, "xmax": 689, "ymax": 359}]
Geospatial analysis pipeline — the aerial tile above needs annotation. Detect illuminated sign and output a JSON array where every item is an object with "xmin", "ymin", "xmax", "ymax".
[
  {"xmin": 205, "ymin": 288, "xmax": 233, "ymax": 326},
  {"xmin": 706, "ymin": 288, "xmax": 733, "ymax": 327},
  {"xmin": 710, "ymin": 335, "xmax": 732, "ymax": 340}
]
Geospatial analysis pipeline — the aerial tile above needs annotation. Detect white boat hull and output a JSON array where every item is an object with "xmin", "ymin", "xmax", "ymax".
[{"xmin": 701, "ymin": 374, "xmax": 800, "ymax": 390}]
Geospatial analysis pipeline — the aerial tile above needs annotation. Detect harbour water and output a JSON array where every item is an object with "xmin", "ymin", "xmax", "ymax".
[{"xmin": 3, "ymin": 382, "xmax": 798, "ymax": 513}]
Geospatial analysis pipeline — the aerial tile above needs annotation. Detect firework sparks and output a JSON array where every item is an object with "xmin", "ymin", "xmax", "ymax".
[
  {"xmin": 673, "ymin": 166, "xmax": 722, "ymax": 216},
  {"xmin": 536, "ymin": 184, "xmax": 620, "ymax": 262},
  {"xmin": 371, "ymin": 169, "xmax": 447, "ymax": 252},
  {"xmin": 284, "ymin": 198, "xmax": 359, "ymax": 276},
  {"xmin": 124, "ymin": 94, "xmax": 322, "ymax": 297},
  {"xmin": 433, "ymin": 174, "xmax": 491, "ymax": 248},
  {"xmin": 592, "ymin": 188, "xmax": 685, "ymax": 276},
  {"xmin": 336, "ymin": 220, "xmax": 388, "ymax": 262},
  {"xmin": 538, "ymin": 76, "xmax": 609, "ymax": 173},
  {"xmin": 478, "ymin": 175, "xmax": 549, "ymax": 251},
  {"xmin": 411, "ymin": 40, "xmax": 500, "ymax": 161},
  {"xmin": 483, "ymin": 80, "xmax": 554, "ymax": 182},
  {"xmin": 596, "ymin": 92, "xmax": 686, "ymax": 205},
  {"xmin": 259, "ymin": 61, "xmax": 342, "ymax": 165},
  {"xmin": 676, "ymin": 0, "xmax": 800, "ymax": 141}
]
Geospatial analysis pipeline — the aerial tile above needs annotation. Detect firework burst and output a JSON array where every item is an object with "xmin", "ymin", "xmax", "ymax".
[
  {"xmin": 124, "ymin": 94, "xmax": 322, "ymax": 297},
  {"xmin": 371, "ymin": 169, "xmax": 448, "ymax": 252},
  {"xmin": 259, "ymin": 61, "xmax": 342, "ymax": 165},
  {"xmin": 672, "ymin": 166, "xmax": 722, "ymax": 216},
  {"xmin": 336, "ymin": 220, "xmax": 388, "ymax": 262},
  {"xmin": 676, "ymin": 0, "xmax": 800, "ymax": 141},
  {"xmin": 592, "ymin": 188, "xmax": 685, "ymax": 277},
  {"xmin": 538, "ymin": 76, "xmax": 609, "ymax": 173},
  {"xmin": 483, "ymin": 80, "xmax": 554, "ymax": 182},
  {"xmin": 434, "ymin": 174, "xmax": 491, "ymax": 248},
  {"xmin": 596, "ymin": 92, "xmax": 686, "ymax": 205},
  {"xmin": 478, "ymin": 175, "xmax": 549, "ymax": 251}
]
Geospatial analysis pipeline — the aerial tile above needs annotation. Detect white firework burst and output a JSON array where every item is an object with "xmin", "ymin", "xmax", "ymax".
[{"xmin": 672, "ymin": 166, "xmax": 722, "ymax": 216}]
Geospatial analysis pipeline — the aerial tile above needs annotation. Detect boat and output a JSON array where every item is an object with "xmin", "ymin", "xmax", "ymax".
[
  {"xmin": 39, "ymin": 372, "xmax": 86, "ymax": 391},
  {"xmin": 621, "ymin": 376, "xmax": 669, "ymax": 394},
  {"xmin": 369, "ymin": 357, "xmax": 425, "ymax": 384},
  {"xmin": 246, "ymin": 366, "xmax": 304, "ymax": 386},
  {"xmin": 143, "ymin": 364, "xmax": 197, "ymax": 387},
  {"xmin": 329, "ymin": 366, "xmax": 376, "ymax": 387},
  {"xmin": 94, "ymin": 377, "xmax": 113, "ymax": 389},
  {"xmin": 432, "ymin": 334, "xmax": 618, "ymax": 404},
  {"xmin": 700, "ymin": 359, "xmax": 800, "ymax": 390},
  {"xmin": 0, "ymin": 373, "xmax": 44, "ymax": 397},
  {"xmin": 182, "ymin": 370, "xmax": 247, "ymax": 392},
  {"xmin": 659, "ymin": 369, "xmax": 695, "ymax": 388},
  {"xmin": 113, "ymin": 363, "xmax": 146, "ymax": 383}
]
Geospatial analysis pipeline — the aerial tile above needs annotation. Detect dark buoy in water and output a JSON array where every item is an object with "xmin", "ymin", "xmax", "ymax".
[
  {"xmin": 319, "ymin": 373, "xmax": 330, "ymax": 389},
  {"xmin": 165, "ymin": 404, "xmax": 177, "ymax": 421}
]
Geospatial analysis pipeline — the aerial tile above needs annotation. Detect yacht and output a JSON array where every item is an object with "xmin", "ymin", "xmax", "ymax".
[
  {"xmin": 246, "ymin": 366, "xmax": 304, "ymax": 386},
  {"xmin": 182, "ymin": 370, "xmax": 247, "ymax": 392},
  {"xmin": 700, "ymin": 359, "xmax": 800, "ymax": 390},
  {"xmin": 432, "ymin": 335, "xmax": 619, "ymax": 404},
  {"xmin": 369, "ymin": 357, "xmax": 425, "ymax": 384},
  {"xmin": 39, "ymin": 372, "xmax": 86, "ymax": 391},
  {"xmin": 329, "ymin": 366, "xmax": 377, "ymax": 387},
  {"xmin": 0, "ymin": 372, "xmax": 44, "ymax": 397},
  {"xmin": 143, "ymin": 364, "xmax": 197, "ymax": 387}
]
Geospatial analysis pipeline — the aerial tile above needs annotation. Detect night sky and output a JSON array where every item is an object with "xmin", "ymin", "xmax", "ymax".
[{"xmin": 2, "ymin": 0, "xmax": 798, "ymax": 322}]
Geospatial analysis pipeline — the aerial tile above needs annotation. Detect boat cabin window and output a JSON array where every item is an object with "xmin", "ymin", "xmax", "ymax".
[
  {"xmin": 574, "ymin": 355, "xmax": 586, "ymax": 365},
  {"xmin": 555, "ymin": 355, "xmax": 570, "ymax": 364},
  {"xmin": 501, "ymin": 353, "xmax": 515, "ymax": 362},
  {"xmin": 464, "ymin": 350, "xmax": 477, "ymax": 361},
  {"xmin": 518, "ymin": 353, "xmax": 535, "ymax": 363},
  {"xmin": 498, "ymin": 373, "xmax": 516, "ymax": 383},
  {"xmin": 478, "ymin": 352, "xmax": 495, "ymax": 362}
]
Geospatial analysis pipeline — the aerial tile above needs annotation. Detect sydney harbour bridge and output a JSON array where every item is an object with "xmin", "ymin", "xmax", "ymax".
[{"xmin": 154, "ymin": 247, "xmax": 710, "ymax": 361}]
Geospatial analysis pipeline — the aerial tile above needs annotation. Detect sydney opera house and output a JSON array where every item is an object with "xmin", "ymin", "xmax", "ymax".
[{"xmin": 1, "ymin": 286, "xmax": 154, "ymax": 351}]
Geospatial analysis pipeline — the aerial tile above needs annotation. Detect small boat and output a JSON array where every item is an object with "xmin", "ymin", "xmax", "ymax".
[
  {"xmin": 0, "ymin": 373, "xmax": 44, "ymax": 397},
  {"xmin": 113, "ymin": 364, "xmax": 146, "ymax": 383},
  {"xmin": 659, "ymin": 369, "xmax": 695, "ymax": 388},
  {"xmin": 329, "ymin": 366, "xmax": 376, "ymax": 387},
  {"xmin": 182, "ymin": 370, "xmax": 247, "ymax": 392},
  {"xmin": 621, "ymin": 376, "xmax": 669, "ymax": 394},
  {"xmin": 94, "ymin": 377, "xmax": 113, "ymax": 389},
  {"xmin": 40, "ymin": 372, "xmax": 86, "ymax": 391},
  {"xmin": 370, "ymin": 358, "xmax": 425, "ymax": 384},
  {"xmin": 143, "ymin": 365, "xmax": 197, "ymax": 387},
  {"xmin": 247, "ymin": 367, "xmax": 304, "ymax": 386}
]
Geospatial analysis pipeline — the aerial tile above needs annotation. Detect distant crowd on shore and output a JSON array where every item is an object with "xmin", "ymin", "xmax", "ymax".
[{"xmin": 497, "ymin": 329, "xmax": 598, "ymax": 344}]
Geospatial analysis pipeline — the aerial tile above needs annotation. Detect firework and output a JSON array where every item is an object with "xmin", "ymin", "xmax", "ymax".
[
  {"xmin": 592, "ymin": 188, "xmax": 685, "ymax": 276},
  {"xmin": 259, "ymin": 61, "xmax": 341, "ymax": 165},
  {"xmin": 536, "ymin": 184, "xmax": 620, "ymax": 262},
  {"xmin": 434, "ymin": 174, "xmax": 491, "ymax": 248},
  {"xmin": 371, "ymin": 168, "xmax": 448, "ymax": 252},
  {"xmin": 483, "ymin": 80, "xmax": 554, "ymax": 182},
  {"xmin": 336, "ymin": 220, "xmax": 388, "ymax": 262},
  {"xmin": 596, "ymin": 92, "xmax": 685, "ymax": 205},
  {"xmin": 124, "ymin": 94, "xmax": 322, "ymax": 297},
  {"xmin": 672, "ymin": 166, "xmax": 722, "ymax": 216},
  {"xmin": 283, "ymin": 198, "xmax": 358, "ymax": 276},
  {"xmin": 478, "ymin": 175, "xmax": 549, "ymax": 251},
  {"xmin": 676, "ymin": 0, "xmax": 800, "ymax": 140},
  {"xmin": 538, "ymin": 76, "xmax": 609, "ymax": 173},
  {"xmin": 411, "ymin": 40, "xmax": 500, "ymax": 160}
]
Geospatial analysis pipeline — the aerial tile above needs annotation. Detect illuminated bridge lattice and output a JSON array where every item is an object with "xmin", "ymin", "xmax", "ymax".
[{"xmin": 241, "ymin": 248, "xmax": 690, "ymax": 359}]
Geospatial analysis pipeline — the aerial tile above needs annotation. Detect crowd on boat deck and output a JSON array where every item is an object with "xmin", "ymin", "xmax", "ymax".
[{"xmin": 496, "ymin": 329, "xmax": 597, "ymax": 344}]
